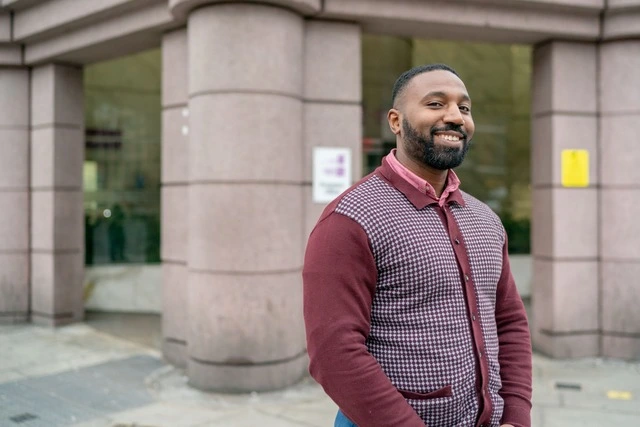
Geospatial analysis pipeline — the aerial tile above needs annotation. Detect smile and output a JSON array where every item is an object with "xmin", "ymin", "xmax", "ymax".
[
  {"xmin": 441, "ymin": 134, "xmax": 460, "ymax": 142},
  {"xmin": 434, "ymin": 131, "xmax": 465, "ymax": 144}
]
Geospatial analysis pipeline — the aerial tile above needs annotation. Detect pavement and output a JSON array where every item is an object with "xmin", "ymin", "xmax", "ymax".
[{"xmin": 1, "ymin": 314, "xmax": 639, "ymax": 427}]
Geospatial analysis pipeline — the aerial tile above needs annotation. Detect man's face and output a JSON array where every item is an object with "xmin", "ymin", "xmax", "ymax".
[{"xmin": 391, "ymin": 70, "xmax": 475, "ymax": 170}]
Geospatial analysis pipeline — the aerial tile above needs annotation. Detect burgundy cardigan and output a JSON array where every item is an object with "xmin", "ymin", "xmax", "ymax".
[{"xmin": 303, "ymin": 159, "xmax": 532, "ymax": 427}]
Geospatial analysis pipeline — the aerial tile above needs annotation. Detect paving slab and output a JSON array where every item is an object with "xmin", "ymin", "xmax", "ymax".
[{"xmin": 2, "ymin": 319, "xmax": 640, "ymax": 427}]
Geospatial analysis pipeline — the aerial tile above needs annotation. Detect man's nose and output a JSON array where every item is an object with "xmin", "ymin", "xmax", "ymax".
[{"xmin": 444, "ymin": 105, "xmax": 464, "ymax": 125}]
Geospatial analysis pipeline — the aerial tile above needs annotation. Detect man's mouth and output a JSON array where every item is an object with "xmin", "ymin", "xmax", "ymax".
[{"xmin": 433, "ymin": 131, "xmax": 465, "ymax": 145}]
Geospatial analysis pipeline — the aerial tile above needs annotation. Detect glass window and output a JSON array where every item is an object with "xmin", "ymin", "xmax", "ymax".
[
  {"xmin": 83, "ymin": 49, "xmax": 161, "ymax": 265},
  {"xmin": 362, "ymin": 36, "xmax": 532, "ymax": 253}
]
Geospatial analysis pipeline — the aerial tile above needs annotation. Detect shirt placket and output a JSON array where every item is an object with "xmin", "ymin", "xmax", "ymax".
[{"xmin": 434, "ymin": 202, "xmax": 493, "ymax": 427}]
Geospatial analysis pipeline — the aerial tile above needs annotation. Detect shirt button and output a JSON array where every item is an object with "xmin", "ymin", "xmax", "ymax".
[
  {"xmin": 479, "ymin": 352, "xmax": 483, "ymax": 358},
  {"xmin": 464, "ymin": 274, "xmax": 469, "ymax": 282},
  {"xmin": 472, "ymin": 315, "xmax": 476, "ymax": 321},
  {"xmin": 454, "ymin": 238, "xmax": 460, "ymax": 244}
]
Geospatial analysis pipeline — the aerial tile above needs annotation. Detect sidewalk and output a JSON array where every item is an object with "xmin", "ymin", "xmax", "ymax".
[{"xmin": 1, "ymin": 318, "xmax": 639, "ymax": 427}]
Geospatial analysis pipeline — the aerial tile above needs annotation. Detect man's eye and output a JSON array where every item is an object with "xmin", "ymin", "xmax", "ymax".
[
  {"xmin": 460, "ymin": 106, "xmax": 471, "ymax": 112},
  {"xmin": 427, "ymin": 102, "xmax": 442, "ymax": 107}
]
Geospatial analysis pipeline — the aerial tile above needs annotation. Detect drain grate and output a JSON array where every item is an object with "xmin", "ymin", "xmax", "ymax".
[
  {"xmin": 9, "ymin": 413, "xmax": 38, "ymax": 423},
  {"xmin": 555, "ymin": 382, "xmax": 582, "ymax": 391}
]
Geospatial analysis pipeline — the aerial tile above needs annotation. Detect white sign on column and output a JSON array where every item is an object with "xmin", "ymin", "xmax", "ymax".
[{"xmin": 312, "ymin": 147, "xmax": 352, "ymax": 203}]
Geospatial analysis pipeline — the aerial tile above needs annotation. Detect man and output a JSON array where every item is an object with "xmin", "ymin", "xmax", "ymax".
[{"xmin": 302, "ymin": 64, "xmax": 532, "ymax": 427}]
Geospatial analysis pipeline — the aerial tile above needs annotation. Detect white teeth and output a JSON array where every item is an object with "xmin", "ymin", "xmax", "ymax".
[{"xmin": 441, "ymin": 134, "xmax": 460, "ymax": 142}]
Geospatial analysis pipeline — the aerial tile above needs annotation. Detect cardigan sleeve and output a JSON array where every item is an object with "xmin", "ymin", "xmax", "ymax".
[
  {"xmin": 303, "ymin": 211, "xmax": 425, "ymax": 427},
  {"xmin": 495, "ymin": 234, "xmax": 533, "ymax": 427}
]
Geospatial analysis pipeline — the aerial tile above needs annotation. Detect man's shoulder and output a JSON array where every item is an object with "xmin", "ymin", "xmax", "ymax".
[
  {"xmin": 459, "ymin": 190, "xmax": 503, "ymax": 226},
  {"xmin": 318, "ymin": 172, "xmax": 389, "ymax": 215}
]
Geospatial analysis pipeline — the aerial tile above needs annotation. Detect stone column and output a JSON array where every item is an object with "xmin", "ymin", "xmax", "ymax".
[
  {"xmin": 30, "ymin": 64, "xmax": 85, "ymax": 326},
  {"xmin": 303, "ymin": 21, "xmax": 363, "ymax": 238},
  {"xmin": 186, "ymin": 3, "xmax": 306, "ymax": 391},
  {"xmin": 530, "ymin": 42, "xmax": 599, "ymax": 357},
  {"xmin": 0, "ymin": 65, "xmax": 30, "ymax": 323},
  {"xmin": 599, "ymin": 40, "xmax": 640, "ymax": 359},
  {"xmin": 161, "ymin": 28, "xmax": 190, "ymax": 367}
]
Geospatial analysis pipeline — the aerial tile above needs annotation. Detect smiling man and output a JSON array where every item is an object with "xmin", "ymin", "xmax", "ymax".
[{"xmin": 303, "ymin": 64, "xmax": 532, "ymax": 427}]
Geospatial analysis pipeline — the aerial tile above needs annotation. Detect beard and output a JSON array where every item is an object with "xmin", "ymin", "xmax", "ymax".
[{"xmin": 401, "ymin": 118, "xmax": 471, "ymax": 170}]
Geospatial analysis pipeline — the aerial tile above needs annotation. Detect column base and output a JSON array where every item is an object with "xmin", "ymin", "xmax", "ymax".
[
  {"xmin": 31, "ymin": 311, "xmax": 83, "ymax": 327},
  {"xmin": 0, "ymin": 312, "xmax": 29, "ymax": 324},
  {"xmin": 163, "ymin": 338, "xmax": 187, "ymax": 368},
  {"xmin": 187, "ymin": 351, "xmax": 309, "ymax": 392},
  {"xmin": 533, "ymin": 329, "xmax": 599, "ymax": 358},
  {"xmin": 602, "ymin": 335, "xmax": 640, "ymax": 360}
]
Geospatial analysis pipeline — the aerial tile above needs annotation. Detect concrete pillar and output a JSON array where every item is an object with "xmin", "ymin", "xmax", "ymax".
[
  {"xmin": 599, "ymin": 40, "xmax": 640, "ymax": 359},
  {"xmin": 186, "ymin": 3, "xmax": 306, "ymax": 391},
  {"xmin": 161, "ymin": 29, "xmax": 190, "ymax": 368},
  {"xmin": 303, "ymin": 20, "xmax": 363, "ymax": 238},
  {"xmin": 0, "ymin": 67, "xmax": 30, "ymax": 323},
  {"xmin": 30, "ymin": 64, "xmax": 85, "ymax": 326},
  {"xmin": 530, "ymin": 42, "xmax": 599, "ymax": 357}
]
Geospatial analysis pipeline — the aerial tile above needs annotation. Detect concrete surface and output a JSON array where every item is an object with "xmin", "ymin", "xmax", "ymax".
[{"xmin": 0, "ymin": 313, "xmax": 639, "ymax": 427}]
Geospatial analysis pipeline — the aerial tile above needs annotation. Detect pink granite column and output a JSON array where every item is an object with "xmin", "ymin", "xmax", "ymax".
[
  {"xmin": 30, "ymin": 64, "xmax": 85, "ymax": 326},
  {"xmin": 303, "ymin": 21, "xmax": 363, "ymax": 238},
  {"xmin": 185, "ymin": 3, "xmax": 306, "ymax": 391},
  {"xmin": 531, "ymin": 42, "xmax": 599, "ymax": 357},
  {"xmin": 599, "ymin": 40, "xmax": 640, "ymax": 359},
  {"xmin": 0, "ymin": 66, "xmax": 30, "ymax": 323},
  {"xmin": 161, "ymin": 28, "xmax": 189, "ymax": 367}
]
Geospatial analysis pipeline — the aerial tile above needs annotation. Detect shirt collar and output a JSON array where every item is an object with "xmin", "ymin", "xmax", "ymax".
[{"xmin": 379, "ymin": 149, "xmax": 465, "ymax": 209}]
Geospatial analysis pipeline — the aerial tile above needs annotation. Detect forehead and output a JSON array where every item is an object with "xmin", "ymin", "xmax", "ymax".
[{"xmin": 405, "ymin": 70, "xmax": 470, "ymax": 101}]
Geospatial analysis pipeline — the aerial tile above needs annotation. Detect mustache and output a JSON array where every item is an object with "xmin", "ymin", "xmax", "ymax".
[{"xmin": 430, "ymin": 124, "xmax": 468, "ymax": 140}]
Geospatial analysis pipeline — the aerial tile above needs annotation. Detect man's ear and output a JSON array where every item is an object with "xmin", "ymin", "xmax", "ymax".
[{"xmin": 387, "ymin": 109, "xmax": 401, "ymax": 135}]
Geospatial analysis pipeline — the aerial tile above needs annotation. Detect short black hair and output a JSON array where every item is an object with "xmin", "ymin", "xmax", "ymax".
[{"xmin": 391, "ymin": 63, "xmax": 459, "ymax": 106}]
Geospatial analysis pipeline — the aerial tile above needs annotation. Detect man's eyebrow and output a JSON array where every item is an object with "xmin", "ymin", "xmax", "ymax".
[{"xmin": 420, "ymin": 91, "xmax": 471, "ymax": 103}]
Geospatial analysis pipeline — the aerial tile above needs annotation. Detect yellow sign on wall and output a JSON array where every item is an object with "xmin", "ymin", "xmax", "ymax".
[{"xmin": 561, "ymin": 150, "xmax": 589, "ymax": 188}]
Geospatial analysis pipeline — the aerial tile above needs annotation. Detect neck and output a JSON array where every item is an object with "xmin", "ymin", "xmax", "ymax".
[{"xmin": 395, "ymin": 149, "xmax": 449, "ymax": 197}]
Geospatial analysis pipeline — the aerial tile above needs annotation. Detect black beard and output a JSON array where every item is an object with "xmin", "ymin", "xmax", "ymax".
[{"xmin": 401, "ymin": 118, "xmax": 471, "ymax": 170}]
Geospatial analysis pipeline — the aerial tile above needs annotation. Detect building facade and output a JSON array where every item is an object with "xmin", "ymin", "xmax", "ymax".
[{"xmin": 0, "ymin": 0, "xmax": 639, "ymax": 391}]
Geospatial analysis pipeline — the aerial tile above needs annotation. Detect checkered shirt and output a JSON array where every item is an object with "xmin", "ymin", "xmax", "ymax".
[{"xmin": 334, "ymin": 174, "xmax": 505, "ymax": 427}]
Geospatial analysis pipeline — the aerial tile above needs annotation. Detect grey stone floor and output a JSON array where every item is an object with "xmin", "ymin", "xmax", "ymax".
[{"xmin": 0, "ymin": 314, "xmax": 639, "ymax": 427}]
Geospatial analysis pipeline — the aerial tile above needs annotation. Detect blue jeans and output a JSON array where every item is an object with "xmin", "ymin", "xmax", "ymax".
[{"xmin": 334, "ymin": 410, "xmax": 357, "ymax": 427}]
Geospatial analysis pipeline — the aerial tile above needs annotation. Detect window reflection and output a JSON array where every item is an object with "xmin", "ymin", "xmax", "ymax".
[{"xmin": 83, "ymin": 49, "xmax": 161, "ymax": 265}]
